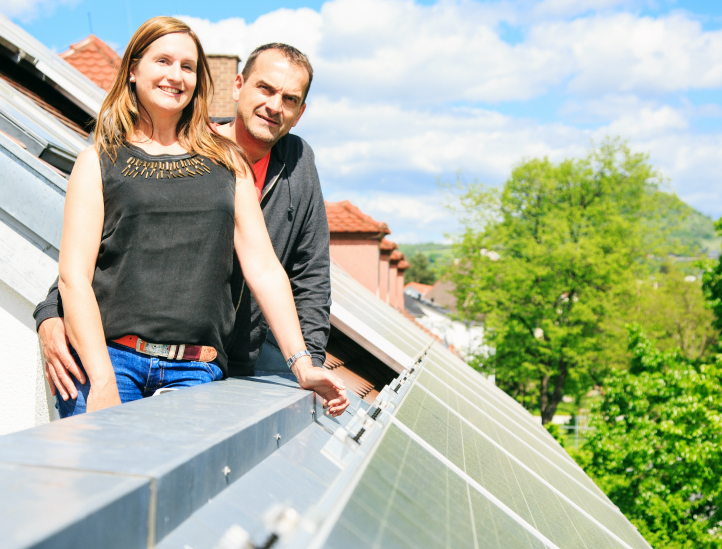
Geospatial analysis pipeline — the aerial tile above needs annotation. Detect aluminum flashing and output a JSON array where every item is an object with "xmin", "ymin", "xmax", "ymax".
[
  {"xmin": 0, "ymin": 462, "xmax": 150, "ymax": 549},
  {"xmin": 0, "ymin": 130, "xmax": 66, "ymax": 258},
  {"xmin": 0, "ymin": 77, "xmax": 89, "ymax": 157},
  {"xmin": 0, "ymin": 376, "xmax": 315, "ymax": 546},
  {"xmin": 0, "ymin": 13, "xmax": 105, "ymax": 115},
  {"xmin": 157, "ymin": 423, "xmax": 340, "ymax": 549},
  {"xmin": 0, "ymin": 217, "xmax": 58, "ymax": 305}
]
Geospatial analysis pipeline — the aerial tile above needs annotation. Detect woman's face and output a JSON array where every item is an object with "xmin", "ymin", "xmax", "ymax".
[{"xmin": 130, "ymin": 32, "xmax": 198, "ymax": 120}]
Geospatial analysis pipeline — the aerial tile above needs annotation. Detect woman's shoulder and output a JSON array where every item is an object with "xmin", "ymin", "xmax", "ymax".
[
  {"xmin": 72, "ymin": 145, "xmax": 102, "ymax": 175},
  {"xmin": 76, "ymin": 145, "xmax": 100, "ymax": 163}
]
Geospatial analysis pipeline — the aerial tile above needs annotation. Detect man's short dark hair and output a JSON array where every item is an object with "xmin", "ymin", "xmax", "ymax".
[{"xmin": 241, "ymin": 43, "xmax": 313, "ymax": 104}]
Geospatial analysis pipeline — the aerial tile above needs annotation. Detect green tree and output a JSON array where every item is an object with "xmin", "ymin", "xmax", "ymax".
[
  {"xmin": 626, "ymin": 264, "xmax": 717, "ymax": 360},
  {"xmin": 575, "ymin": 326, "xmax": 722, "ymax": 548},
  {"xmin": 702, "ymin": 219, "xmax": 722, "ymax": 338},
  {"xmin": 449, "ymin": 139, "xmax": 662, "ymax": 423},
  {"xmin": 404, "ymin": 252, "xmax": 437, "ymax": 285}
]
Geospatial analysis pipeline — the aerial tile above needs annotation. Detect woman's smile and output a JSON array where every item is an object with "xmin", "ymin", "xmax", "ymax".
[{"xmin": 158, "ymin": 85, "xmax": 183, "ymax": 96}]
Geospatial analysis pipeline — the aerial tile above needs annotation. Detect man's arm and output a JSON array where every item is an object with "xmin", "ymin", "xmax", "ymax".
[
  {"xmin": 286, "ymin": 147, "xmax": 331, "ymax": 368},
  {"xmin": 33, "ymin": 277, "xmax": 61, "ymax": 331},
  {"xmin": 33, "ymin": 278, "xmax": 86, "ymax": 400}
]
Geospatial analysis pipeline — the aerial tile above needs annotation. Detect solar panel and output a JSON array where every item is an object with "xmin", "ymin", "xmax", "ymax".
[
  {"xmin": 397, "ymin": 381, "xmax": 650, "ymax": 549},
  {"xmin": 322, "ymin": 423, "xmax": 551, "ymax": 549}
]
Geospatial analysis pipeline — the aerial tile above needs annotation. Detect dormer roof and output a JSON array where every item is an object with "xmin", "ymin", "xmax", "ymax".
[
  {"xmin": 59, "ymin": 34, "xmax": 121, "ymax": 92},
  {"xmin": 325, "ymin": 200, "xmax": 390, "ymax": 239}
]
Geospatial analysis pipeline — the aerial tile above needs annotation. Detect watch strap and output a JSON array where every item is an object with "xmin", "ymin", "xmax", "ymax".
[{"xmin": 286, "ymin": 349, "xmax": 311, "ymax": 370}]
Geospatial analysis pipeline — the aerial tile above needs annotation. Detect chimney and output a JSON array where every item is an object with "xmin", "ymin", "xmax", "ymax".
[
  {"xmin": 207, "ymin": 55, "xmax": 241, "ymax": 118},
  {"xmin": 379, "ymin": 238, "xmax": 397, "ymax": 304},
  {"xmin": 388, "ymin": 250, "xmax": 402, "ymax": 308},
  {"xmin": 396, "ymin": 258, "xmax": 410, "ymax": 311},
  {"xmin": 325, "ymin": 201, "xmax": 390, "ymax": 295}
]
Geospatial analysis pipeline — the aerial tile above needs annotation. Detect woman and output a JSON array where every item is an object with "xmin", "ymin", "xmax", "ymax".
[{"xmin": 57, "ymin": 17, "xmax": 347, "ymax": 416}]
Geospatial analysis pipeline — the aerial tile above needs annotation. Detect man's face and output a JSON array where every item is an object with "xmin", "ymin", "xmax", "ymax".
[{"xmin": 233, "ymin": 50, "xmax": 308, "ymax": 145}]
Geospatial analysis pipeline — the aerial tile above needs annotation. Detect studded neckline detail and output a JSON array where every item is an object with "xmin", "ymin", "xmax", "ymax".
[{"xmin": 121, "ymin": 155, "xmax": 212, "ymax": 179}]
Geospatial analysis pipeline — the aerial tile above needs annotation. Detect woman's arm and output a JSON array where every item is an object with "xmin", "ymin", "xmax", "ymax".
[
  {"xmin": 233, "ymin": 172, "xmax": 349, "ymax": 416},
  {"xmin": 58, "ymin": 146, "xmax": 120, "ymax": 412}
]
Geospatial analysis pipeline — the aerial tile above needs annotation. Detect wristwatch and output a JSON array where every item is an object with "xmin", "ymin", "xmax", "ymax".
[{"xmin": 286, "ymin": 350, "xmax": 311, "ymax": 370}]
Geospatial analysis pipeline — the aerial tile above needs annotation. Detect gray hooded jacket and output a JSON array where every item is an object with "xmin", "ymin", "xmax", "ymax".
[{"xmin": 32, "ymin": 130, "xmax": 332, "ymax": 376}]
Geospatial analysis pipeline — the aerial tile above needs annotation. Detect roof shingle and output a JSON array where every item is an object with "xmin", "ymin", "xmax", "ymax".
[
  {"xmin": 59, "ymin": 35, "xmax": 121, "ymax": 92},
  {"xmin": 389, "ymin": 250, "xmax": 403, "ymax": 262},
  {"xmin": 380, "ymin": 238, "xmax": 397, "ymax": 252},
  {"xmin": 325, "ymin": 200, "xmax": 390, "ymax": 238}
]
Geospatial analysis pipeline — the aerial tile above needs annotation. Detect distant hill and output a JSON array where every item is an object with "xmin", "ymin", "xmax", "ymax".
[
  {"xmin": 398, "ymin": 243, "xmax": 452, "ymax": 264},
  {"xmin": 647, "ymin": 191, "xmax": 721, "ymax": 257}
]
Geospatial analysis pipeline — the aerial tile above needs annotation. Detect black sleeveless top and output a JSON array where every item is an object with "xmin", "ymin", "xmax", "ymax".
[{"xmin": 92, "ymin": 144, "xmax": 236, "ymax": 373}]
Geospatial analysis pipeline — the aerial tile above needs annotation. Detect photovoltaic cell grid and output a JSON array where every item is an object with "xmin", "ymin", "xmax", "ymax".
[{"xmin": 319, "ymin": 342, "xmax": 652, "ymax": 549}]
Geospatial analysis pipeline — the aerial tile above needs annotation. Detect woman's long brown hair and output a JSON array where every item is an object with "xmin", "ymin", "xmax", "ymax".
[{"xmin": 95, "ymin": 16, "xmax": 249, "ymax": 176}]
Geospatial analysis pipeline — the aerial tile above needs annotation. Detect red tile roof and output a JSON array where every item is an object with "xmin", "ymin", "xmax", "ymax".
[
  {"xmin": 389, "ymin": 250, "xmax": 403, "ymax": 262},
  {"xmin": 380, "ymin": 238, "xmax": 397, "ymax": 252},
  {"xmin": 325, "ymin": 200, "xmax": 390, "ymax": 238},
  {"xmin": 398, "ymin": 260, "xmax": 410, "ymax": 270},
  {"xmin": 59, "ymin": 35, "xmax": 121, "ymax": 91}
]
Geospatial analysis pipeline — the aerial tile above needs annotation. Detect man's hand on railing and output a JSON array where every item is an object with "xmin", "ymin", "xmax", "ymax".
[
  {"xmin": 291, "ymin": 359, "xmax": 349, "ymax": 417},
  {"xmin": 38, "ymin": 317, "xmax": 86, "ymax": 400}
]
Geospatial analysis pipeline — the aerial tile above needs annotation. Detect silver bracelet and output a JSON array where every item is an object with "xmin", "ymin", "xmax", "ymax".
[{"xmin": 286, "ymin": 350, "xmax": 311, "ymax": 370}]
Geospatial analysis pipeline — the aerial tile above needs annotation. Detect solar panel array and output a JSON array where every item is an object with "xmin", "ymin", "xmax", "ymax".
[{"xmin": 298, "ymin": 264, "xmax": 651, "ymax": 549}]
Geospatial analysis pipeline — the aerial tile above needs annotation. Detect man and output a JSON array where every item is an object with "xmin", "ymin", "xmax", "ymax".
[{"xmin": 33, "ymin": 43, "xmax": 348, "ymax": 414}]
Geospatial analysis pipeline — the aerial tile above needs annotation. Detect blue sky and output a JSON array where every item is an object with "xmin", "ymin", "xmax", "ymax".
[{"xmin": 5, "ymin": 0, "xmax": 722, "ymax": 242}]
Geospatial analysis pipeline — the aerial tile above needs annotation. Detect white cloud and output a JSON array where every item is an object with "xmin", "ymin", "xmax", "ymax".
[
  {"xmin": 181, "ymin": 9, "xmax": 323, "ymax": 63},
  {"xmin": 531, "ymin": 0, "xmax": 638, "ymax": 18},
  {"xmin": 531, "ymin": 12, "xmax": 722, "ymax": 95},
  {"xmin": 0, "ymin": 0, "xmax": 78, "ymax": 21},
  {"xmin": 301, "ymin": 97, "xmax": 586, "ymax": 180}
]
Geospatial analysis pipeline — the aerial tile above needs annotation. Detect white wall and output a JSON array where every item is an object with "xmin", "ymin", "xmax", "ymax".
[
  {"xmin": 0, "ymin": 280, "xmax": 54, "ymax": 435},
  {"xmin": 0, "ymin": 219, "xmax": 58, "ymax": 435},
  {"xmin": 414, "ymin": 302, "xmax": 487, "ymax": 361}
]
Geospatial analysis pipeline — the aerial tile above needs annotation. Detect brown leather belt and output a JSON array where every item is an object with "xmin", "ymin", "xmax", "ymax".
[{"xmin": 113, "ymin": 335, "xmax": 217, "ymax": 362}]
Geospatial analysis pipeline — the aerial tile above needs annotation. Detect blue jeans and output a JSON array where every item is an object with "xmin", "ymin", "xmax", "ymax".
[{"xmin": 57, "ymin": 342, "xmax": 223, "ymax": 418}]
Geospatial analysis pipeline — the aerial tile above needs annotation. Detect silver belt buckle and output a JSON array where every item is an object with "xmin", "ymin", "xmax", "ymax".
[{"xmin": 144, "ymin": 342, "xmax": 171, "ymax": 357}]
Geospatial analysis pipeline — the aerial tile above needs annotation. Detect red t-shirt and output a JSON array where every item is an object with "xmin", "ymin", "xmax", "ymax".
[
  {"xmin": 252, "ymin": 152, "xmax": 271, "ymax": 202},
  {"xmin": 210, "ymin": 122, "xmax": 270, "ymax": 202}
]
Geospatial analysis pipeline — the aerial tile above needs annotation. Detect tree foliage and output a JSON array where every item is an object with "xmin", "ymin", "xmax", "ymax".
[
  {"xmin": 626, "ymin": 265, "xmax": 717, "ymax": 361},
  {"xmin": 449, "ymin": 139, "xmax": 662, "ymax": 423},
  {"xmin": 575, "ymin": 326, "xmax": 722, "ymax": 548},
  {"xmin": 702, "ymin": 219, "xmax": 722, "ymax": 338},
  {"xmin": 404, "ymin": 252, "xmax": 437, "ymax": 285}
]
